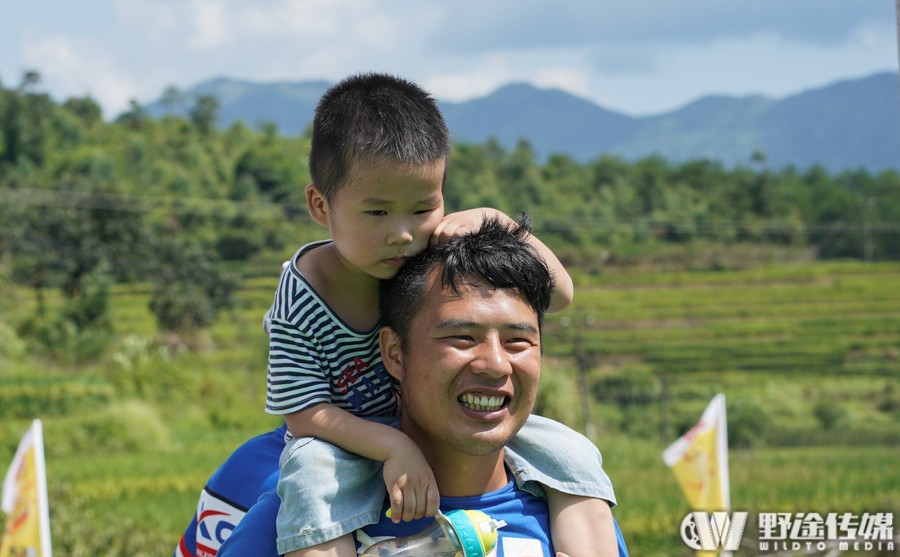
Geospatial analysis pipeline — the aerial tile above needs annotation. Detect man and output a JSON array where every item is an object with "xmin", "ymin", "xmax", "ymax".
[{"xmin": 219, "ymin": 217, "xmax": 628, "ymax": 556}]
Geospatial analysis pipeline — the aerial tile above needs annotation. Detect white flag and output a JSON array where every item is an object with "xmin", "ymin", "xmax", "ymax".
[{"xmin": 1, "ymin": 419, "xmax": 52, "ymax": 557}]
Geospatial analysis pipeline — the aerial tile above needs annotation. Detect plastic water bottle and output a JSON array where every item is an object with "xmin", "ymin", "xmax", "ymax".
[{"xmin": 359, "ymin": 509, "xmax": 507, "ymax": 557}]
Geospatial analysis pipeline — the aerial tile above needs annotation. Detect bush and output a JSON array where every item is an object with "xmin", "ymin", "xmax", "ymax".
[
  {"xmin": 150, "ymin": 283, "xmax": 218, "ymax": 331},
  {"xmin": 813, "ymin": 401, "xmax": 847, "ymax": 430},
  {"xmin": 148, "ymin": 237, "xmax": 238, "ymax": 334},
  {"xmin": 48, "ymin": 400, "xmax": 169, "ymax": 457},
  {"xmin": 592, "ymin": 369, "xmax": 661, "ymax": 406},
  {"xmin": 15, "ymin": 267, "xmax": 114, "ymax": 363},
  {"xmin": 723, "ymin": 398, "xmax": 769, "ymax": 448},
  {"xmin": 533, "ymin": 365, "xmax": 582, "ymax": 428},
  {"xmin": 46, "ymin": 484, "xmax": 173, "ymax": 557},
  {"xmin": 216, "ymin": 232, "xmax": 262, "ymax": 261},
  {"xmin": 17, "ymin": 314, "xmax": 112, "ymax": 363},
  {"xmin": 0, "ymin": 321, "xmax": 25, "ymax": 360}
]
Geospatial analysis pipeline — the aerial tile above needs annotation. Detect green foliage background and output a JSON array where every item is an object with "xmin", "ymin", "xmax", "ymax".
[{"xmin": 1, "ymin": 75, "xmax": 898, "ymax": 555}]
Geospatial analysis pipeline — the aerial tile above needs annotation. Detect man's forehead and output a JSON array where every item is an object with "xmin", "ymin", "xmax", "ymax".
[{"xmin": 422, "ymin": 269, "xmax": 536, "ymax": 317}]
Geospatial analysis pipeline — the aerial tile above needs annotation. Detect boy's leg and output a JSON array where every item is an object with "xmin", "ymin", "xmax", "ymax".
[
  {"xmin": 276, "ymin": 436, "xmax": 386, "ymax": 553},
  {"xmin": 506, "ymin": 415, "xmax": 626, "ymax": 556},
  {"xmin": 285, "ymin": 533, "xmax": 356, "ymax": 557},
  {"xmin": 505, "ymin": 414, "xmax": 617, "ymax": 502}
]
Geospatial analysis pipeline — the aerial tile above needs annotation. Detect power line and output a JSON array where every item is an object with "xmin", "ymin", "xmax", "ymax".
[
  {"xmin": 2, "ymin": 187, "xmax": 900, "ymax": 232},
  {"xmin": 0, "ymin": 187, "xmax": 304, "ymax": 218}
]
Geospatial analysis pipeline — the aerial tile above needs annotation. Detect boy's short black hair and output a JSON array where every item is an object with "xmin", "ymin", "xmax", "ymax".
[
  {"xmin": 309, "ymin": 72, "xmax": 451, "ymax": 203},
  {"xmin": 379, "ymin": 215, "xmax": 553, "ymax": 350}
]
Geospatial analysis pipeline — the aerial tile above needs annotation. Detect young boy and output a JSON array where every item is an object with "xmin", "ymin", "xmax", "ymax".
[{"xmin": 267, "ymin": 73, "xmax": 618, "ymax": 557}]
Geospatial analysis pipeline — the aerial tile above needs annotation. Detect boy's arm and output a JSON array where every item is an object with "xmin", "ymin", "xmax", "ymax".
[
  {"xmin": 433, "ymin": 208, "xmax": 574, "ymax": 312},
  {"xmin": 285, "ymin": 404, "xmax": 439, "ymax": 522}
]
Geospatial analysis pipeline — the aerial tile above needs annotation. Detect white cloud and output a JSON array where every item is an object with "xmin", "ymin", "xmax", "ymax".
[
  {"xmin": 112, "ymin": 0, "xmax": 180, "ymax": 42},
  {"xmin": 5, "ymin": 0, "xmax": 895, "ymax": 118},
  {"xmin": 424, "ymin": 54, "xmax": 525, "ymax": 102},
  {"xmin": 187, "ymin": 0, "xmax": 228, "ymax": 49},
  {"xmin": 22, "ymin": 33, "xmax": 139, "ymax": 117},
  {"xmin": 533, "ymin": 67, "xmax": 592, "ymax": 99}
]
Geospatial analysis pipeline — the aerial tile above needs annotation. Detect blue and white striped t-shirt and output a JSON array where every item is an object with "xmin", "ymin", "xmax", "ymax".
[{"xmin": 265, "ymin": 241, "xmax": 400, "ymax": 418}]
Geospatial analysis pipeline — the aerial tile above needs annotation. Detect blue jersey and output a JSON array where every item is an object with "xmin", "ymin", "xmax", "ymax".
[
  {"xmin": 361, "ymin": 480, "xmax": 553, "ymax": 556},
  {"xmin": 360, "ymin": 480, "xmax": 629, "ymax": 557},
  {"xmin": 217, "ymin": 476, "xmax": 629, "ymax": 557},
  {"xmin": 174, "ymin": 425, "xmax": 286, "ymax": 557}
]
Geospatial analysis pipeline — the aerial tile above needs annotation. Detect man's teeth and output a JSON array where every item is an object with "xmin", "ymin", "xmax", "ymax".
[{"xmin": 459, "ymin": 393, "xmax": 506, "ymax": 411}]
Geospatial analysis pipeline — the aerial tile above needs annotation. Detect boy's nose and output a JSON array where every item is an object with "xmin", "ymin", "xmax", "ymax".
[{"xmin": 387, "ymin": 224, "xmax": 414, "ymax": 245}]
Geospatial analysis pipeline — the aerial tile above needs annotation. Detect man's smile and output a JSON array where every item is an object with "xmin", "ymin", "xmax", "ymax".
[{"xmin": 458, "ymin": 392, "xmax": 510, "ymax": 412}]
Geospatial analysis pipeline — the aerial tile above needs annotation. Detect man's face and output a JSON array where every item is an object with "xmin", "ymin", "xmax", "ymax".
[{"xmin": 381, "ymin": 270, "xmax": 542, "ymax": 457}]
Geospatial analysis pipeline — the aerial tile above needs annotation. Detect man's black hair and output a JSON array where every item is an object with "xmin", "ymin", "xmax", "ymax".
[
  {"xmin": 379, "ymin": 215, "xmax": 554, "ymax": 349},
  {"xmin": 309, "ymin": 72, "xmax": 451, "ymax": 203}
]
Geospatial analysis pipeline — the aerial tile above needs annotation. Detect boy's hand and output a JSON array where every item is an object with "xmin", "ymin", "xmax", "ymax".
[
  {"xmin": 433, "ymin": 206, "xmax": 574, "ymax": 312},
  {"xmin": 431, "ymin": 208, "xmax": 510, "ymax": 244},
  {"xmin": 382, "ymin": 440, "xmax": 440, "ymax": 523}
]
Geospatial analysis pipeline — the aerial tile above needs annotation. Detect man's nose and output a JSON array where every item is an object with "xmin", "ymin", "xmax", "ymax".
[{"xmin": 470, "ymin": 337, "xmax": 513, "ymax": 377}]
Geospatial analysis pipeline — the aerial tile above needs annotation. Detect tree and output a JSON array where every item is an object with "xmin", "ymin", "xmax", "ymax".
[
  {"xmin": 63, "ymin": 96, "xmax": 103, "ymax": 127},
  {"xmin": 4, "ymin": 191, "xmax": 150, "ymax": 309},
  {"xmin": 161, "ymin": 85, "xmax": 183, "ymax": 115},
  {"xmin": 190, "ymin": 94, "xmax": 219, "ymax": 136},
  {"xmin": 115, "ymin": 99, "xmax": 150, "ymax": 129},
  {"xmin": 0, "ymin": 72, "xmax": 59, "ymax": 168},
  {"xmin": 20, "ymin": 70, "xmax": 41, "ymax": 92},
  {"xmin": 148, "ymin": 235, "xmax": 238, "ymax": 334}
]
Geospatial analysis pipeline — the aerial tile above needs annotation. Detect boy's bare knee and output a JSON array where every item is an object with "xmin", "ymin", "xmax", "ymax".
[{"xmin": 285, "ymin": 533, "xmax": 356, "ymax": 557}]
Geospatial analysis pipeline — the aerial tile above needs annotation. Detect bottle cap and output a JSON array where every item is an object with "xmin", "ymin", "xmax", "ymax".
[{"xmin": 442, "ymin": 509, "xmax": 506, "ymax": 557}]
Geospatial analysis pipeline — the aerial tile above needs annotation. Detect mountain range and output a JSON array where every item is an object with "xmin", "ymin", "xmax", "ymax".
[{"xmin": 146, "ymin": 72, "xmax": 900, "ymax": 173}]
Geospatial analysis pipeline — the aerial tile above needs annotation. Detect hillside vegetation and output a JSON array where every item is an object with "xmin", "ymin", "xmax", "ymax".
[{"xmin": 1, "ymin": 73, "xmax": 898, "ymax": 555}]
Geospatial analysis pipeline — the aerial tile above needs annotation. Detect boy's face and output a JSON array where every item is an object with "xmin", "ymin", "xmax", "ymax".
[{"xmin": 308, "ymin": 158, "xmax": 446, "ymax": 280}]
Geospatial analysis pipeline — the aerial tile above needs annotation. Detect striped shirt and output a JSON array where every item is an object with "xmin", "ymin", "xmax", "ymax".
[{"xmin": 265, "ymin": 241, "xmax": 399, "ymax": 418}]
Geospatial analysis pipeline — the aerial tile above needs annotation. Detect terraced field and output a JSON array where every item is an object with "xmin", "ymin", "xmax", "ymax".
[{"xmin": 1, "ymin": 260, "xmax": 898, "ymax": 555}]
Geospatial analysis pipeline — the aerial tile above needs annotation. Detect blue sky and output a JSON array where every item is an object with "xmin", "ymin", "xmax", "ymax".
[{"xmin": 1, "ymin": 0, "xmax": 896, "ymax": 118}]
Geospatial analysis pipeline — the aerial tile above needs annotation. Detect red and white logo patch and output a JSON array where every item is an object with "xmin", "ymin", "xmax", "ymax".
[{"xmin": 195, "ymin": 488, "xmax": 247, "ymax": 557}]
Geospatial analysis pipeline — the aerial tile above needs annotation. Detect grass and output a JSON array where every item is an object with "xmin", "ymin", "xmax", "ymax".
[
  {"xmin": 1, "ymin": 259, "xmax": 898, "ymax": 555},
  {"xmin": 605, "ymin": 439, "xmax": 900, "ymax": 556}
]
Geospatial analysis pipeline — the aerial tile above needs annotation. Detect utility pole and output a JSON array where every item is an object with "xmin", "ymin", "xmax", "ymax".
[
  {"xmin": 861, "ymin": 196, "xmax": 876, "ymax": 262},
  {"xmin": 659, "ymin": 374, "xmax": 671, "ymax": 444},
  {"xmin": 571, "ymin": 310, "xmax": 597, "ymax": 439}
]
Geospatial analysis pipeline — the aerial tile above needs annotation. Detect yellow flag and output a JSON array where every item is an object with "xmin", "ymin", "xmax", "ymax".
[
  {"xmin": 1, "ymin": 419, "xmax": 52, "ymax": 557},
  {"xmin": 663, "ymin": 394, "xmax": 730, "ymax": 556}
]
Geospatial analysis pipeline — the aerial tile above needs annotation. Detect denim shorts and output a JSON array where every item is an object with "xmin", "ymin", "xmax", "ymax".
[{"xmin": 275, "ymin": 414, "xmax": 617, "ymax": 553}]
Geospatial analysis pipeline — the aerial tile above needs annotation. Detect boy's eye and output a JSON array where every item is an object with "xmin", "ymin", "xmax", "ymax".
[
  {"xmin": 365, "ymin": 210, "xmax": 388, "ymax": 216},
  {"xmin": 414, "ymin": 207, "xmax": 438, "ymax": 215}
]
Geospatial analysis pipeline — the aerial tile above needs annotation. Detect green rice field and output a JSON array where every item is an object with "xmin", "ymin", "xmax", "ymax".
[{"xmin": 1, "ymin": 260, "xmax": 898, "ymax": 555}]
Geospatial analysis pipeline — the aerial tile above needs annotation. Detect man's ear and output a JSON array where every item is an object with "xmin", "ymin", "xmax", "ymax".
[
  {"xmin": 379, "ymin": 327, "xmax": 404, "ymax": 382},
  {"xmin": 305, "ymin": 183, "xmax": 329, "ymax": 228}
]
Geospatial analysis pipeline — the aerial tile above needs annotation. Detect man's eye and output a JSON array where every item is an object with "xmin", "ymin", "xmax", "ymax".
[{"xmin": 508, "ymin": 338, "xmax": 536, "ymax": 347}]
